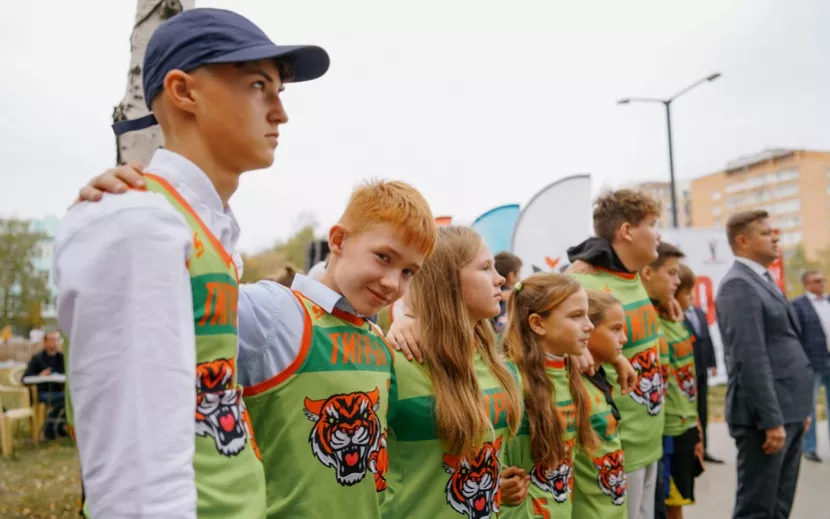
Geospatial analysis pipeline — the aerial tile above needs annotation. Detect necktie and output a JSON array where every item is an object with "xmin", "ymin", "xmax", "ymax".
[{"xmin": 764, "ymin": 271, "xmax": 782, "ymax": 294}]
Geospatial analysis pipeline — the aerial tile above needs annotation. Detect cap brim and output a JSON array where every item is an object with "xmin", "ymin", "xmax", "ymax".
[{"xmin": 205, "ymin": 43, "xmax": 330, "ymax": 82}]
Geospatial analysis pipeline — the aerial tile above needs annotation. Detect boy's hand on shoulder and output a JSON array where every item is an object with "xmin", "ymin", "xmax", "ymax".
[
  {"xmin": 613, "ymin": 356, "xmax": 636, "ymax": 394},
  {"xmin": 386, "ymin": 314, "xmax": 423, "ymax": 363},
  {"xmin": 572, "ymin": 350, "xmax": 596, "ymax": 376},
  {"xmin": 74, "ymin": 161, "xmax": 146, "ymax": 206}
]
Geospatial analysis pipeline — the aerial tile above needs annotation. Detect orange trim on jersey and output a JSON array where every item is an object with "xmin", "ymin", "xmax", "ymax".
[
  {"xmin": 595, "ymin": 266, "xmax": 638, "ymax": 280},
  {"xmin": 242, "ymin": 291, "xmax": 313, "ymax": 397},
  {"xmin": 143, "ymin": 173, "xmax": 236, "ymax": 278},
  {"xmin": 331, "ymin": 307, "xmax": 367, "ymax": 327},
  {"xmin": 545, "ymin": 357, "xmax": 566, "ymax": 369}
]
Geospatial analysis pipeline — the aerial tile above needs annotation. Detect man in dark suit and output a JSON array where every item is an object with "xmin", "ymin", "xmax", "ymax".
[
  {"xmin": 716, "ymin": 209, "xmax": 813, "ymax": 519},
  {"xmin": 685, "ymin": 302, "xmax": 723, "ymax": 463},
  {"xmin": 791, "ymin": 270, "xmax": 830, "ymax": 462}
]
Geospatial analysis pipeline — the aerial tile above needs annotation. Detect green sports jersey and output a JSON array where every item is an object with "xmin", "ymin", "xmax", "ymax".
[
  {"xmin": 572, "ymin": 372, "xmax": 626, "ymax": 518},
  {"xmin": 243, "ymin": 291, "xmax": 394, "ymax": 519},
  {"xmin": 501, "ymin": 357, "xmax": 576, "ymax": 519},
  {"xmin": 65, "ymin": 174, "xmax": 267, "ymax": 518},
  {"xmin": 660, "ymin": 317, "xmax": 698, "ymax": 437},
  {"xmin": 384, "ymin": 350, "xmax": 515, "ymax": 519},
  {"xmin": 571, "ymin": 269, "xmax": 664, "ymax": 471}
]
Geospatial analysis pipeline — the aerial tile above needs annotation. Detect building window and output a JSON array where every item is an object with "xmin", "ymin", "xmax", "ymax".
[
  {"xmin": 770, "ymin": 199, "xmax": 800, "ymax": 215},
  {"xmin": 779, "ymin": 231, "xmax": 803, "ymax": 247},
  {"xmin": 713, "ymin": 206, "xmax": 722, "ymax": 216},
  {"xmin": 711, "ymin": 191, "xmax": 721, "ymax": 201},
  {"xmin": 774, "ymin": 183, "xmax": 799, "ymax": 198},
  {"xmin": 776, "ymin": 169, "xmax": 799, "ymax": 182}
]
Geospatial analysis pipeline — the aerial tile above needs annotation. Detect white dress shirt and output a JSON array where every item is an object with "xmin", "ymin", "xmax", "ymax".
[
  {"xmin": 807, "ymin": 292, "xmax": 830, "ymax": 353},
  {"xmin": 237, "ymin": 275, "xmax": 362, "ymax": 387},
  {"xmin": 54, "ymin": 150, "xmax": 241, "ymax": 519}
]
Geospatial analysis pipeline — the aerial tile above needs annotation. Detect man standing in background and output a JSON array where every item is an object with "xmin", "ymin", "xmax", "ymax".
[
  {"xmin": 716, "ymin": 209, "xmax": 813, "ymax": 519},
  {"xmin": 792, "ymin": 270, "xmax": 830, "ymax": 462},
  {"xmin": 683, "ymin": 285, "xmax": 723, "ymax": 464}
]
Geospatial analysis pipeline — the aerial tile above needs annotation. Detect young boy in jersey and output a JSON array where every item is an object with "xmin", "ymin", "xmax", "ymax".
[
  {"xmin": 54, "ymin": 8, "xmax": 329, "ymax": 518},
  {"xmin": 492, "ymin": 251, "xmax": 523, "ymax": 335},
  {"xmin": 75, "ymin": 173, "xmax": 435, "ymax": 519},
  {"xmin": 238, "ymin": 180, "xmax": 435, "ymax": 519},
  {"xmin": 565, "ymin": 189, "xmax": 666, "ymax": 519},
  {"xmin": 640, "ymin": 244, "xmax": 703, "ymax": 519}
]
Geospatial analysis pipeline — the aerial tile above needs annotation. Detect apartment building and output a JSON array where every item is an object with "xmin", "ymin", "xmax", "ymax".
[
  {"xmin": 626, "ymin": 179, "xmax": 693, "ymax": 228},
  {"xmin": 690, "ymin": 149, "xmax": 830, "ymax": 260}
]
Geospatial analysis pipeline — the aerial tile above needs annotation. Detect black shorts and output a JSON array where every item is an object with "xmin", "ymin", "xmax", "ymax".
[{"xmin": 665, "ymin": 426, "xmax": 703, "ymax": 506}]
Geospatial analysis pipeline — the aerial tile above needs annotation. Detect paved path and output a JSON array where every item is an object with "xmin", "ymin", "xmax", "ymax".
[{"xmin": 687, "ymin": 421, "xmax": 829, "ymax": 518}]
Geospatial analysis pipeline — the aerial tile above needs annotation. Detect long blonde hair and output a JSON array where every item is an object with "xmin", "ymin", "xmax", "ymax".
[
  {"xmin": 409, "ymin": 226, "xmax": 523, "ymax": 454},
  {"xmin": 504, "ymin": 273, "xmax": 599, "ymax": 469}
]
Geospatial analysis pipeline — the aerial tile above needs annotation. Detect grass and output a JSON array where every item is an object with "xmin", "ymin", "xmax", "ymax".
[{"xmin": 0, "ymin": 438, "xmax": 81, "ymax": 519}]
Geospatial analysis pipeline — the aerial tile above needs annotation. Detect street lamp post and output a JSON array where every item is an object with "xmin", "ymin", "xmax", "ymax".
[{"xmin": 618, "ymin": 72, "xmax": 721, "ymax": 228}]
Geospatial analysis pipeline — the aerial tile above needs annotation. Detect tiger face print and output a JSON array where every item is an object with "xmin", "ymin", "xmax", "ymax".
[
  {"xmin": 194, "ymin": 358, "xmax": 248, "ymax": 456},
  {"xmin": 531, "ymin": 439, "xmax": 574, "ymax": 504},
  {"xmin": 442, "ymin": 436, "xmax": 503, "ymax": 519},
  {"xmin": 629, "ymin": 348, "xmax": 664, "ymax": 416},
  {"xmin": 674, "ymin": 365, "xmax": 697, "ymax": 402},
  {"xmin": 593, "ymin": 450, "xmax": 626, "ymax": 506},
  {"xmin": 303, "ymin": 388, "xmax": 384, "ymax": 487}
]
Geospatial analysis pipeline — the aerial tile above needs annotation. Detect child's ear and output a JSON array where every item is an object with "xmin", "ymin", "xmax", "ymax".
[
  {"xmin": 328, "ymin": 224, "xmax": 347, "ymax": 256},
  {"xmin": 528, "ymin": 313, "xmax": 546, "ymax": 336},
  {"xmin": 640, "ymin": 265, "xmax": 653, "ymax": 282}
]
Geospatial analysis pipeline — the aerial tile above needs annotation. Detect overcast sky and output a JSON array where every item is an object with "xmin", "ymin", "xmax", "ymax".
[{"xmin": 2, "ymin": 0, "xmax": 828, "ymax": 252}]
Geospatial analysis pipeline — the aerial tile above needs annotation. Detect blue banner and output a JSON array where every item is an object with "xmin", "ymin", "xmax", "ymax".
[{"xmin": 471, "ymin": 204, "xmax": 520, "ymax": 255}]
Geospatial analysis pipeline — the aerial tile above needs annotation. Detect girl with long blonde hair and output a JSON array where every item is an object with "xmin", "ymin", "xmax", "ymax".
[
  {"xmin": 500, "ymin": 273, "xmax": 599, "ymax": 519},
  {"xmin": 383, "ymin": 226, "xmax": 524, "ymax": 519}
]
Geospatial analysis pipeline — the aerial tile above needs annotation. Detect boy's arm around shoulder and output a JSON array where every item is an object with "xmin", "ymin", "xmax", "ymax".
[
  {"xmin": 55, "ymin": 193, "xmax": 198, "ymax": 518},
  {"xmin": 237, "ymin": 280, "xmax": 305, "ymax": 388}
]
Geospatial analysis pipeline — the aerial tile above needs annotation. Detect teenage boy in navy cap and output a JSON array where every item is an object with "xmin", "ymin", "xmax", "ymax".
[{"xmin": 54, "ymin": 8, "xmax": 328, "ymax": 518}]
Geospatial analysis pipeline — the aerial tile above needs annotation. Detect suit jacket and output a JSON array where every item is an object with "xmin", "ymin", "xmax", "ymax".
[
  {"xmin": 716, "ymin": 261, "xmax": 813, "ymax": 429},
  {"xmin": 792, "ymin": 294, "xmax": 830, "ymax": 374},
  {"xmin": 686, "ymin": 306, "xmax": 716, "ymax": 377}
]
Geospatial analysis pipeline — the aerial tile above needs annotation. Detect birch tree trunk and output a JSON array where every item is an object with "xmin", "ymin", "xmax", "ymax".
[{"xmin": 112, "ymin": 0, "xmax": 195, "ymax": 165}]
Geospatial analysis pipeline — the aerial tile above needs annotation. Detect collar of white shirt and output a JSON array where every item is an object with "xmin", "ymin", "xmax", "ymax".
[
  {"xmin": 735, "ymin": 256, "xmax": 771, "ymax": 280},
  {"xmin": 807, "ymin": 292, "xmax": 829, "ymax": 303},
  {"xmin": 291, "ymin": 274, "xmax": 363, "ymax": 317},
  {"xmin": 146, "ymin": 149, "xmax": 243, "ymax": 273}
]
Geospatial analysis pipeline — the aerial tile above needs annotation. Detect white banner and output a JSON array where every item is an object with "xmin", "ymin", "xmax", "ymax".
[{"xmin": 511, "ymin": 174, "xmax": 593, "ymax": 278}]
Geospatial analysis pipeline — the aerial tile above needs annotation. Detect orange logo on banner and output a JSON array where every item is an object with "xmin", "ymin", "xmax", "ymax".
[{"xmin": 769, "ymin": 257, "xmax": 786, "ymax": 295}]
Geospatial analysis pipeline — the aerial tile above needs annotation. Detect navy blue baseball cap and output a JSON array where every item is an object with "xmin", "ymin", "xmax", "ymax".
[{"xmin": 113, "ymin": 8, "xmax": 330, "ymax": 136}]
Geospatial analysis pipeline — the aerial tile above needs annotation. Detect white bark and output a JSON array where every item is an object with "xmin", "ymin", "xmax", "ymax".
[{"xmin": 113, "ymin": 0, "xmax": 195, "ymax": 165}]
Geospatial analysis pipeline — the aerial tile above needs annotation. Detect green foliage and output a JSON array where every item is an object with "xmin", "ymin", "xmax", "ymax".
[
  {"xmin": 0, "ymin": 219, "xmax": 50, "ymax": 329},
  {"xmin": 240, "ymin": 213, "xmax": 320, "ymax": 284}
]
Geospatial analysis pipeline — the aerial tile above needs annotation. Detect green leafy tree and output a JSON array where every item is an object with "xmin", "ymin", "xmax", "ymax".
[
  {"xmin": 0, "ymin": 219, "xmax": 50, "ymax": 328},
  {"xmin": 240, "ymin": 213, "xmax": 320, "ymax": 283}
]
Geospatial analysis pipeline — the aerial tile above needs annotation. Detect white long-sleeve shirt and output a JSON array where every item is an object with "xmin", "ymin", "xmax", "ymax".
[{"xmin": 54, "ymin": 150, "xmax": 242, "ymax": 519}]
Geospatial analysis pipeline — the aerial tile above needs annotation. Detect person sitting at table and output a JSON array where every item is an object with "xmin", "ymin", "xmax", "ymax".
[{"xmin": 24, "ymin": 329, "xmax": 66, "ymax": 438}]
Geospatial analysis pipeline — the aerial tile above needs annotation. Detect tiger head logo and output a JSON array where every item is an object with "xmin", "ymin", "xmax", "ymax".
[
  {"xmin": 194, "ymin": 358, "xmax": 248, "ymax": 456},
  {"xmin": 593, "ymin": 450, "xmax": 626, "ymax": 506},
  {"xmin": 674, "ymin": 365, "xmax": 697, "ymax": 402},
  {"xmin": 531, "ymin": 439, "xmax": 574, "ymax": 503},
  {"xmin": 304, "ymin": 388, "xmax": 383, "ymax": 487},
  {"xmin": 442, "ymin": 436, "xmax": 503, "ymax": 519},
  {"xmin": 629, "ymin": 348, "xmax": 663, "ymax": 416}
]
